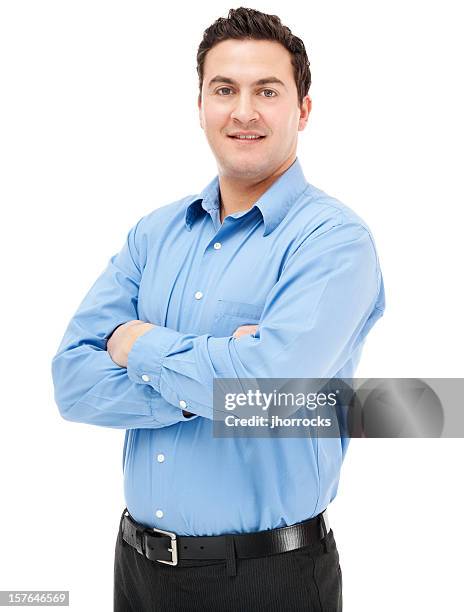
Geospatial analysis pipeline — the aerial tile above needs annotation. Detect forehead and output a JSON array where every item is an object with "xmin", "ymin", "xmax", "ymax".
[{"xmin": 203, "ymin": 39, "xmax": 294, "ymax": 83}]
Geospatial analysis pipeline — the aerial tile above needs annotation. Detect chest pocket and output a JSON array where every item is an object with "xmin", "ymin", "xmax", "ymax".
[{"xmin": 211, "ymin": 299, "xmax": 264, "ymax": 338}]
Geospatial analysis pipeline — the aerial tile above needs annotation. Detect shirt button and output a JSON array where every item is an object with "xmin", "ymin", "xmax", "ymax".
[
  {"xmin": 155, "ymin": 509, "xmax": 164, "ymax": 518},
  {"xmin": 179, "ymin": 400, "xmax": 187, "ymax": 409},
  {"xmin": 156, "ymin": 453, "xmax": 165, "ymax": 463},
  {"xmin": 141, "ymin": 374, "xmax": 151, "ymax": 382},
  {"xmin": 194, "ymin": 291, "xmax": 203, "ymax": 300},
  {"xmin": 213, "ymin": 242, "xmax": 222, "ymax": 250}
]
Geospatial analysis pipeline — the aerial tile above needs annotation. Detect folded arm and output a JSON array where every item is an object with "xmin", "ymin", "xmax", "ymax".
[
  {"xmin": 51, "ymin": 218, "xmax": 198, "ymax": 429},
  {"xmin": 126, "ymin": 222, "xmax": 385, "ymax": 420}
]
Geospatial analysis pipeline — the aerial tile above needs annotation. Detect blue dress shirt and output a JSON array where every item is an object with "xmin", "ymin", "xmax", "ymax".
[{"xmin": 51, "ymin": 157, "xmax": 385, "ymax": 535}]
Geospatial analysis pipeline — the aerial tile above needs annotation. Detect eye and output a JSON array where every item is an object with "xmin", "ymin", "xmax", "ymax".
[
  {"xmin": 261, "ymin": 89, "xmax": 277, "ymax": 98},
  {"xmin": 216, "ymin": 87, "xmax": 233, "ymax": 96}
]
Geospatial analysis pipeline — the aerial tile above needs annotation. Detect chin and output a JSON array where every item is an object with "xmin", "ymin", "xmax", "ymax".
[{"xmin": 221, "ymin": 156, "xmax": 270, "ymax": 179}]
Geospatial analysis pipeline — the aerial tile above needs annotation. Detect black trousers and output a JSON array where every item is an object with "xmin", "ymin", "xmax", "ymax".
[{"xmin": 114, "ymin": 510, "xmax": 343, "ymax": 611}]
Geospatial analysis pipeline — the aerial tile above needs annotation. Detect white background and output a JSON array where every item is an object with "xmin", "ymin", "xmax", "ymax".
[{"xmin": 1, "ymin": 1, "xmax": 463, "ymax": 610}]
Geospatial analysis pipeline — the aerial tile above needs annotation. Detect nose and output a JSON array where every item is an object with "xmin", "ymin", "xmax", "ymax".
[{"xmin": 230, "ymin": 92, "xmax": 259, "ymax": 124}]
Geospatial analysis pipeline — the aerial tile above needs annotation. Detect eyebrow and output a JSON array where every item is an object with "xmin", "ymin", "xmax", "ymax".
[{"xmin": 207, "ymin": 75, "xmax": 287, "ymax": 90}]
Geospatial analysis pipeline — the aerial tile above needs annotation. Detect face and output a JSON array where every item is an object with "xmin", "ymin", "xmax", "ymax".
[{"xmin": 198, "ymin": 39, "xmax": 311, "ymax": 182}]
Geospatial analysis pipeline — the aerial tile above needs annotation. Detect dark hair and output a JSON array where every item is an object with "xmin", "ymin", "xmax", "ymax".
[{"xmin": 197, "ymin": 7, "xmax": 311, "ymax": 106}]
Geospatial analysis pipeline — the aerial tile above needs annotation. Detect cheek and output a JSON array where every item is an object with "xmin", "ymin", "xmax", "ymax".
[
  {"xmin": 269, "ymin": 103, "xmax": 298, "ymax": 129},
  {"xmin": 202, "ymin": 105, "xmax": 229, "ymax": 133}
]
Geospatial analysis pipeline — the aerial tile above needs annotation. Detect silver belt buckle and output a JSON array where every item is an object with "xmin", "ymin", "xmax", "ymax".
[
  {"xmin": 322, "ymin": 509, "xmax": 330, "ymax": 535},
  {"xmin": 152, "ymin": 527, "xmax": 178, "ymax": 566}
]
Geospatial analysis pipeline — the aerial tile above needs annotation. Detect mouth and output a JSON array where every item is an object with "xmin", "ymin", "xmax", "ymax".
[{"xmin": 227, "ymin": 135, "xmax": 266, "ymax": 143}]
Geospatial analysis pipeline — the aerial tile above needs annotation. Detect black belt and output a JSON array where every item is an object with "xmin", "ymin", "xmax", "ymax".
[{"xmin": 121, "ymin": 507, "xmax": 331, "ymax": 568}]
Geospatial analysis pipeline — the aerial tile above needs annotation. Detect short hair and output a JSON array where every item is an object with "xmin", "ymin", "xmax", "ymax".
[{"xmin": 197, "ymin": 7, "xmax": 311, "ymax": 106}]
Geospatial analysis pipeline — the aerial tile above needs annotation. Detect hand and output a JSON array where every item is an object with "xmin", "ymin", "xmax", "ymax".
[
  {"xmin": 107, "ymin": 319, "xmax": 155, "ymax": 368},
  {"xmin": 232, "ymin": 324, "xmax": 259, "ymax": 339}
]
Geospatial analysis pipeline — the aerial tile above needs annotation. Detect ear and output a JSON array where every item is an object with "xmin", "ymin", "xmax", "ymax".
[
  {"xmin": 198, "ymin": 93, "xmax": 204, "ymax": 130},
  {"xmin": 298, "ymin": 95, "xmax": 312, "ymax": 131}
]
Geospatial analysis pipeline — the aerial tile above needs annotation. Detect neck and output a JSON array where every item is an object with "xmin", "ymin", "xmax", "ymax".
[{"xmin": 218, "ymin": 156, "xmax": 296, "ymax": 224}]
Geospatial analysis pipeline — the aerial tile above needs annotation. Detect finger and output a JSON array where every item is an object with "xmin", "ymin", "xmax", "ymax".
[
  {"xmin": 121, "ymin": 320, "xmax": 145, "ymax": 329},
  {"xmin": 233, "ymin": 325, "xmax": 259, "ymax": 339},
  {"xmin": 234, "ymin": 324, "xmax": 259, "ymax": 332}
]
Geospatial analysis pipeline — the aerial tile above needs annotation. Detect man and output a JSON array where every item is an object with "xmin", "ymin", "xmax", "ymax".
[{"xmin": 52, "ymin": 7, "xmax": 385, "ymax": 611}]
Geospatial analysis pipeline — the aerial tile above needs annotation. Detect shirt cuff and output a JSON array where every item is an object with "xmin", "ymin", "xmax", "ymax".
[{"xmin": 126, "ymin": 325, "xmax": 181, "ymax": 393}]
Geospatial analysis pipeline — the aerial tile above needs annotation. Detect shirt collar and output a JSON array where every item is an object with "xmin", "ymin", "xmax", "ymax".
[{"xmin": 184, "ymin": 157, "xmax": 308, "ymax": 237}]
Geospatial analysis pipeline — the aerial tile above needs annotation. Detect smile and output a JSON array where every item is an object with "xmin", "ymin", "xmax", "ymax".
[{"xmin": 227, "ymin": 135, "xmax": 266, "ymax": 143}]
